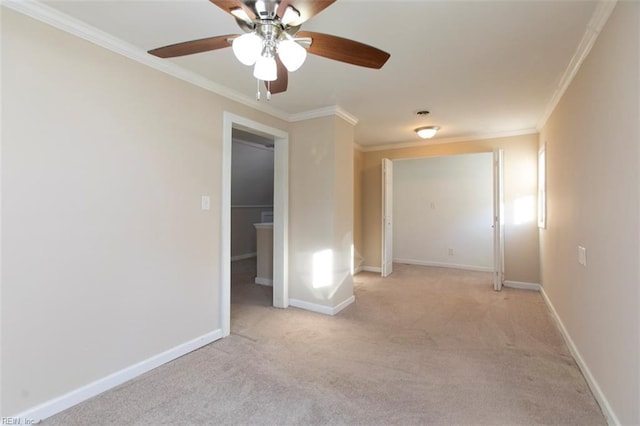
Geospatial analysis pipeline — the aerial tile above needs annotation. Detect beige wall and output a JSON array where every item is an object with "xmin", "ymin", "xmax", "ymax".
[
  {"xmin": 539, "ymin": 2, "xmax": 639, "ymax": 424},
  {"xmin": 1, "ymin": 9, "xmax": 287, "ymax": 416},
  {"xmin": 361, "ymin": 134, "xmax": 540, "ymax": 284},
  {"xmin": 393, "ymin": 153, "xmax": 494, "ymax": 270},
  {"xmin": 332, "ymin": 118, "xmax": 355, "ymax": 305},
  {"xmin": 289, "ymin": 116, "xmax": 354, "ymax": 308}
]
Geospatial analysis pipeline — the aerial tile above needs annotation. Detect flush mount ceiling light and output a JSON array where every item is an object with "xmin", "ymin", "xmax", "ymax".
[
  {"xmin": 148, "ymin": 0, "xmax": 390, "ymax": 101},
  {"xmin": 413, "ymin": 110, "xmax": 440, "ymax": 139},
  {"xmin": 415, "ymin": 126, "xmax": 440, "ymax": 139}
]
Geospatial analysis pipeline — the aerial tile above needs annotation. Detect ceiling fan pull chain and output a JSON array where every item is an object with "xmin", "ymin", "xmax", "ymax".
[
  {"xmin": 267, "ymin": 81, "xmax": 272, "ymax": 101},
  {"xmin": 256, "ymin": 78, "xmax": 261, "ymax": 101}
]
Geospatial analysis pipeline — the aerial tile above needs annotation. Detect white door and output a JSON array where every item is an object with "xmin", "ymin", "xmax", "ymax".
[
  {"xmin": 382, "ymin": 158, "xmax": 393, "ymax": 277},
  {"xmin": 493, "ymin": 149, "xmax": 505, "ymax": 291}
]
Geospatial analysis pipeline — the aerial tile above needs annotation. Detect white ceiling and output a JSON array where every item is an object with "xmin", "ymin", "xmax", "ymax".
[{"xmin": 41, "ymin": 0, "xmax": 600, "ymax": 147}]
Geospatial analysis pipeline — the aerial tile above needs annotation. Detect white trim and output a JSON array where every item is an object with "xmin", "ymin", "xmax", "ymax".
[
  {"xmin": 289, "ymin": 105, "xmax": 359, "ymax": 126},
  {"xmin": 231, "ymin": 252, "xmax": 256, "ymax": 262},
  {"xmin": 353, "ymin": 266, "xmax": 364, "ymax": 274},
  {"xmin": 232, "ymin": 139, "xmax": 274, "ymax": 152},
  {"xmin": 353, "ymin": 142, "xmax": 365, "ymax": 152},
  {"xmin": 12, "ymin": 330, "xmax": 222, "ymax": 421},
  {"xmin": 222, "ymin": 112, "xmax": 289, "ymax": 334},
  {"xmin": 221, "ymin": 115, "xmax": 233, "ymax": 337},
  {"xmin": 333, "ymin": 295, "xmax": 356, "ymax": 314},
  {"xmin": 539, "ymin": 287, "xmax": 620, "ymax": 426},
  {"xmin": 289, "ymin": 295, "xmax": 355, "ymax": 316},
  {"xmin": 362, "ymin": 266, "xmax": 382, "ymax": 273},
  {"xmin": 360, "ymin": 129, "xmax": 538, "ymax": 152},
  {"xmin": 394, "ymin": 258, "xmax": 494, "ymax": 273},
  {"xmin": 254, "ymin": 277, "xmax": 273, "ymax": 286},
  {"xmin": 503, "ymin": 280, "xmax": 541, "ymax": 291},
  {"xmin": 536, "ymin": 1, "xmax": 617, "ymax": 130}
]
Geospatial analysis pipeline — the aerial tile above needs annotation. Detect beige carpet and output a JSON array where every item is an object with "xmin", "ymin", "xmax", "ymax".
[{"xmin": 45, "ymin": 261, "xmax": 605, "ymax": 425}]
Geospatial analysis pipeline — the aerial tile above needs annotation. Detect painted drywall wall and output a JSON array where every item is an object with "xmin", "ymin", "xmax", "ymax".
[
  {"xmin": 230, "ymin": 140, "xmax": 273, "ymax": 258},
  {"xmin": 393, "ymin": 153, "xmax": 494, "ymax": 271},
  {"xmin": 332, "ymin": 118, "xmax": 355, "ymax": 306},
  {"xmin": 289, "ymin": 116, "xmax": 354, "ymax": 310},
  {"xmin": 539, "ymin": 2, "xmax": 639, "ymax": 424},
  {"xmin": 1, "ymin": 9, "xmax": 288, "ymax": 417},
  {"xmin": 361, "ymin": 134, "xmax": 539, "ymax": 284}
]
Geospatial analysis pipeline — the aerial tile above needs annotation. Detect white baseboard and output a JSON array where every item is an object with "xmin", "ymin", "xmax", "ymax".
[
  {"xmin": 503, "ymin": 280, "xmax": 541, "ymax": 291},
  {"xmin": 289, "ymin": 295, "xmax": 355, "ymax": 316},
  {"xmin": 361, "ymin": 266, "xmax": 382, "ymax": 273},
  {"xmin": 394, "ymin": 258, "xmax": 493, "ymax": 273},
  {"xmin": 353, "ymin": 265, "xmax": 364, "ymax": 274},
  {"xmin": 333, "ymin": 295, "xmax": 356, "ymax": 314},
  {"xmin": 539, "ymin": 288, "xmax": 619, "ymax": 426},
  {"xmin": 254, "ymin": 277, "xmax": 273, "ymax": 286},
  {"xmin": 231, "ymin": 252, "xmax": 256, "ymax": 262},
  {"xmin": 13, "ymin": 329, "xmax": 223, "ymax": 421}
]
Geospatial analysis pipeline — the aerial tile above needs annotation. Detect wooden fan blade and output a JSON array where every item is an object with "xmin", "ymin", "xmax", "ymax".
[
  {"xmin": 209, "ymin": 0, "xmax": 256, "ymax": 20},
  {"xmin": 297, "ymin": 31, "xmax": 390, "ymax": 69},
  {"xmin": 277, "ymin": 0, "xmax": 336, "ymax": 26},
  {"xmin": 265, "ymin": 57, "xmax": 289, "ymax": 94},
  {"xmin": 148, "ymin": 35, "xmax": 237, "ymax": 58}
]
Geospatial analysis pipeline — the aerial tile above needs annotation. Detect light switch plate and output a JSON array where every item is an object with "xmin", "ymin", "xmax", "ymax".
[
  {"xmin": 201, "ymin": 195, "xmax": 211, "ymax": 211},
  {"xmin": 578, "ymin": 245, "xmax": 587, "ymax": 266}
]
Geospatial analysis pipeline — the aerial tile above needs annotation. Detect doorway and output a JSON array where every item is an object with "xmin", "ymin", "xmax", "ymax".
[
  {"xmin": 230, "ymin": 129, "xmax": 275, "ymax": 314},
  {"xmin": 221, "ymin": 112, "xmax": 289, "ymax": 337},
  {"xmin": 381, "ymin": 150, "xmax": 504, "ymax": 289}
]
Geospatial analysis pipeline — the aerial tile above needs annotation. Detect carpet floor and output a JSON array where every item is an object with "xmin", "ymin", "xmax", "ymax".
[{"xmin": 45, "ymin": 261, "xmax": 606, "ymax": 425}]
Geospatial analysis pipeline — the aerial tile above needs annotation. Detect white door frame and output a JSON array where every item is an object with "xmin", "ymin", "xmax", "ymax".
[
  {"xmin": 381, "ymin": 158, "xmax": 393, "ymax": 277},
  {"xmin": 493, "ymin": 149, "xmax": 505, "ymax": 291},
  {"xmin": 221, "ymin": 112, "xmax": 289, "ymax": 337}
]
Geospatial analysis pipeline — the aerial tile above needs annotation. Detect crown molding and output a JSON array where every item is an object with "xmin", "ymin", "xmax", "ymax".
[
  {"xmin": 1, "ymin": 0, "xmax": 288, "ymax": 122},
  {"xmin": 2, "ymin": 0, "xmax": 360, "ymax": 126},
  {"xmin": 289, "ymin": 105, "xmax": 359, "ymax": 126},
  {"xmin": 536, "ymin": 0, "xmax": 617, "ymax": 130},
  {"xmin": 360, "ymin": 128, "xmax": 538, "ymax": 153}
]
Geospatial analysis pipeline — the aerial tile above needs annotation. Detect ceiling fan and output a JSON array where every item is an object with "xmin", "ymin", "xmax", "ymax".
[{"xmin": 148, "ymin": 0, "xmax": 390, "ymax": 99}]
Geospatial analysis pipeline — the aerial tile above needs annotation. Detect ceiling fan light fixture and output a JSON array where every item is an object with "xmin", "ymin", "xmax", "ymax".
[
  {"xmin": 232, "ymin": 32, "xmax": 263, "ymax": 66},
  {"xmin": 254, "ymin": 55, "xmax": 278, "ymax": 81},
  {"xmin": 278, "ymin": 39, "xmax": 307, "ymax": 72},
  {"xmin": 281, "ymin": 6, "xmax": 300, "ymax": 26},
  {"xmin": 415, "ymin": 126, "xmax": 440, "ymax": 139}
]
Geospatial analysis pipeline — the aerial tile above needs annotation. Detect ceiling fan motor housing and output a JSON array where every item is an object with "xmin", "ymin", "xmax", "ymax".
[{"xmin": 249, "ymin": 0, "xmax": 280, "ymax": 20}]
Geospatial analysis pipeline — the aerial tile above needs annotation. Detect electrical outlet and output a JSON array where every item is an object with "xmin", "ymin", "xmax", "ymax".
[{"xmin": 448, "ymin": 248, "xmax": 454, "ymax": 256}]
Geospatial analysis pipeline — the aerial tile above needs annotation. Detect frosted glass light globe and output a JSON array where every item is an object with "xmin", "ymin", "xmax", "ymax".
[
  {"xmin": 232, "ymin": 33, "xmax": 262, "ymax": 66},
  {"xmin": 253, "ymin": 55, "xmax": 277, "ymax": 81},
  {"xmin": 278, "ymin": 40, "xmax": 307, "ymax": 72}
]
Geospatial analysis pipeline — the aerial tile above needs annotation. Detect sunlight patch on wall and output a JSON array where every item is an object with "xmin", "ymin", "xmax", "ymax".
[
  {"xmin": 514, "ymin": 195, "xmax": 535, "ymax": 225},
  {"xmin": 313, "ymin": 249, "xmax": 333, "ymax": 288}
]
